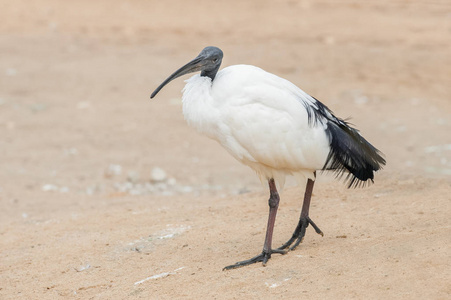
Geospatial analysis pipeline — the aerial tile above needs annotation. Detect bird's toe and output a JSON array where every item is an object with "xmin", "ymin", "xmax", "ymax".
[{"xmin": 223, "ymin": 249, "xmax": 286, "ymax": 270}]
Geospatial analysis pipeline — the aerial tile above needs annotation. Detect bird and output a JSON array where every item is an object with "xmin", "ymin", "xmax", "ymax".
[{"xmin": 150, "ymin": 46, "xmax": 385, "ymax": 270}]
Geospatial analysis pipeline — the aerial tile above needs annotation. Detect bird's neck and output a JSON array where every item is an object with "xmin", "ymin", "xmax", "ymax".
[
  {"xmin": 182, "ymin": 75, "xmax": 219, "ymax": 139},
  {"xmin": 201, "ymin": 66, "xmax": 219, "ymax": 81}
]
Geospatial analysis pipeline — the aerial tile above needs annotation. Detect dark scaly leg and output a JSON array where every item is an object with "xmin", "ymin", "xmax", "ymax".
[
  {"xmin": 277, "ymin": 172, "xmax": 323, "ymax": 251},
  {"xmin": 223, "ymin": 178, "xmax": 286, "ymax": 270}
]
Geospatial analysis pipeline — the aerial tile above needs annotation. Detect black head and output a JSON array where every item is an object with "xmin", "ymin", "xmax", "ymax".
[{"xmin": 150, "ymin": 46, "xmax": 223, "ymax": 99}]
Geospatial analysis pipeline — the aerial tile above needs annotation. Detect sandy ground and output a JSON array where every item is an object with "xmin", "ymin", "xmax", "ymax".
[{"xmin": 1, "ymin": 0, "xmax": 450, "ymax": 299}]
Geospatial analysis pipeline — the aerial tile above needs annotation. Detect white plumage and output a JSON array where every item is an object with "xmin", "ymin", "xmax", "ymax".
[
  {"xmin": 151, "ymin": 46, "xmax": 385, "ymax": 269},
  {"xmin": 182, "ymin": 65, "xmax": 330, "ymax": 188}
]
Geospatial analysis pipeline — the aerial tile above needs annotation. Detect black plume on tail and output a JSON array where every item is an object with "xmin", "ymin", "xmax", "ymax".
[{"xmin": 323, "ymin": 119, "xmax": 386, "ymax": 188}]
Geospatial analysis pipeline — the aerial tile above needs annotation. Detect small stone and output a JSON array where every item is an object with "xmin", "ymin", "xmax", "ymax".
[
  {"xmin": 59, "ymin": 186, "xmax": 69, "ymax": 193},
  {"xmin": 42, "ymin": 184, "xmax": 58, "ymax": 192},
  {"xmin": 127, "ymin": 171, "xmax": 140, "ymax": 183},
  {"xmin": 85, "ymin": 186, "xmax": 97, "ymax": 196},
  {"xmin": 74, "ymin": 263, "xmax": 91, "ymax": 272},
  {"xmin": 5, "ymin": 68, "xmax": 17, "ymax": 76},
  {"xmin": 150, "ymin": 167, "xmax": 167, "ymax": 182},
  {"xmin": 105, "ymin": 164, "xmax": 122, "ymax": 178}
]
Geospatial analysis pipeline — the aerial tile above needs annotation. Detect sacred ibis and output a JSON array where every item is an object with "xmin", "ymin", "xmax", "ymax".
[{"xmin": 151, "ymin": 46, "xmax": 385, "ymax": 270}]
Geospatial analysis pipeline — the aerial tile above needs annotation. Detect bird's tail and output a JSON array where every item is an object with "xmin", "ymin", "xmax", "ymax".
[{"xmin": 323, "ymin": 120, "xmax": 386, "ymax": 188}]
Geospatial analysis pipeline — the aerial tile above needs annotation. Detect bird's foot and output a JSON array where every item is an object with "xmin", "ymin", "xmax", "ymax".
[
  {"xmin": 277, "ymin": 216, "xmax": 323, "ymax": 251},
  {"xmin": 223, "ymin": 249, "xmax": 287, "ymax": 270}
]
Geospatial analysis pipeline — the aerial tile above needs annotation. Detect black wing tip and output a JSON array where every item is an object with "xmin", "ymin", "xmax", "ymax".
[
  {"xmin": 305, "ymin": 95, "xmax": 386, "ymax": 188},
  {"xmin": 323, "ymin": 120, "xmax": 386, "ymax": 189},
  {"xmin": 322, "ymin": 167, "xmax": 382, "ymax": 189},
  {"xmin": 328, "ymin": 149, "xmax": 386, "ymax": 189}
]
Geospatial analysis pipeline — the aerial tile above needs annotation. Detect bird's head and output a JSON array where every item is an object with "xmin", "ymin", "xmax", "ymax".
[{"xmin": 151, "ymin": 46, "xmax": 223, "ymax": 99}]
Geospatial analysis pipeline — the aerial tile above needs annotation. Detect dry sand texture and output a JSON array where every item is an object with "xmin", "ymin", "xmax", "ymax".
[{"xmin": 0, "ymin": 1, "xmax": 450, "ymax": 299}]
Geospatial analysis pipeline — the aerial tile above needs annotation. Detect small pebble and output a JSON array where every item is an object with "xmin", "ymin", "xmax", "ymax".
[
  {"xmin": 5, "ymin": 68, "xmax": 17, "ymax": 76},
  {"xmin": 127, "ymin": 171, "xmax": 140, "ymax": 183},
  {"xmin": 74, "ymin": 263, "xmax": 91, "ymax": 272},
  {"xmin": 105, "ymin": 164, "xmax": 122, "ymax": 177},
  {"xmin": 42, "ymin": 184, "xmax": 58, "ymax": 192},
  {"xmin": 151, "ymin": 167, "xmax": 167, "ymax": 182}
]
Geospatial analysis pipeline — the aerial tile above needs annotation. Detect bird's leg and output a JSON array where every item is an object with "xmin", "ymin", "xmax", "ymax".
[
  {"xmin": 277, "ymin": 173, "xmax": 324, "ymax": 251},
  {"xmin": 223, "ymin": 178, "xmax": 286, "ymax": 270}
]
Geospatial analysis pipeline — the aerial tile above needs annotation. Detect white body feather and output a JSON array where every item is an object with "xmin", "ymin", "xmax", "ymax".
[{"xmin": 182, "ymin": 65, "xmax": 331, "ymax": 189}]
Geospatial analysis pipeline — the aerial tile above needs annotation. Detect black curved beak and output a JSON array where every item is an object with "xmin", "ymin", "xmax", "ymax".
[{"xmin": 150, "ymin": 55, "xmax": 205, "ymax": 99}]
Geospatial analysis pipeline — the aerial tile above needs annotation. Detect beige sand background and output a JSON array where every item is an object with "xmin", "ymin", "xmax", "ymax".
[{"xmin": 0, "ymin": 0, "xmax": 450, "ymax": 299}]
